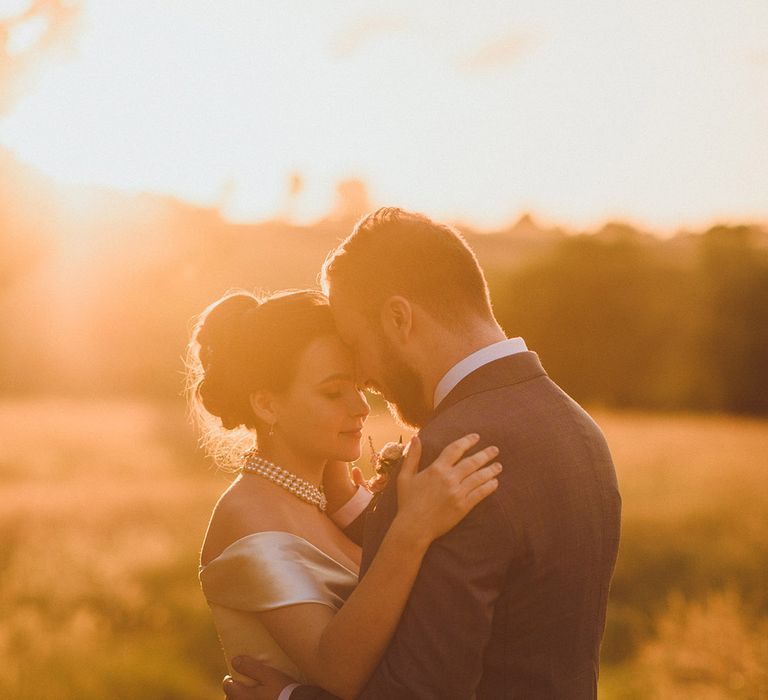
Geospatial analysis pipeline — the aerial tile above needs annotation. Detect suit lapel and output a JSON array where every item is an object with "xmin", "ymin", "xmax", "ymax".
[
  {"xmin": 360, "ymin": 351, "xmax": 547, "ymax": 577},
  {"xmin": 360, "ymin": 463, "xmax": 401, "ymax": 575}
]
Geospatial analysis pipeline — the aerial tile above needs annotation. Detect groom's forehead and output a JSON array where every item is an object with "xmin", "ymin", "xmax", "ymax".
[
  {"xmin": 329, "ymin": 297, "xmax": 366, "ymax": 341},
  {"xmin": 331, "ymin": 305, "xmax": 359, "ymax": 335},
  {"xmin": 328, "ymin": 290, "xmax": 353, "ymax": 321}
]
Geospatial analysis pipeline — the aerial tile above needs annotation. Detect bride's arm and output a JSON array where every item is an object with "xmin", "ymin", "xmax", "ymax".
[
  {"xmin": 323, "ymin": 463, "xmax": 372, "ymax": 546},
  {"xmin": 256, "ymin": 434, "xmax": 502, "ymax": 700},
  {"xmin": 321, "ymin": 460, "xmax": 359, "ymax": 514}
]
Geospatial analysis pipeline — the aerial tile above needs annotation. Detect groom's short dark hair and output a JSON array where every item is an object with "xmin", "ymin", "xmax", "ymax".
[{"xmin": 321, "ymin": 207, "xmax": 493, "ymax": 328}]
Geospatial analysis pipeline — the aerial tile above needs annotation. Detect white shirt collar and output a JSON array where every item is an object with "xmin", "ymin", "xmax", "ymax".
[{"xmin": 433, "ymin": 337, "xmax": 528, "ymax": 408}]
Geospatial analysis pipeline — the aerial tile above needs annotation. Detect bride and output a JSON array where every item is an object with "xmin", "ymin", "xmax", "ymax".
[{"xmin": 187, "ymin": 289, "xmax": 502, "ymax": 700}]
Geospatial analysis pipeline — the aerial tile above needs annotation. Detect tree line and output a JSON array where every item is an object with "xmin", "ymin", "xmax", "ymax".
[
  {"xmin": 488, "ymin": 225, "xmax": 768, "ymax": 414},
  {"xmin": 1, "ymin": 159, "xmax": 766, "ymax": 415}
]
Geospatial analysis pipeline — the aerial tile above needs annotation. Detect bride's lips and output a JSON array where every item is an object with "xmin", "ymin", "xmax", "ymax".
[{"xmin": 340, "ymin": 428, "xmax": 363, "ymax": 439}]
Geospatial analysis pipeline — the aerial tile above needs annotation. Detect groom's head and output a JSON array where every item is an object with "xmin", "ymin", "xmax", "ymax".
[{"xmin": 321, "ymin": 207, "xmax": 496, "ymax": 427}]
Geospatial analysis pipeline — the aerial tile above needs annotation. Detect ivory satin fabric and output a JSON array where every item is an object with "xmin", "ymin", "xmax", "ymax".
[{"xmin": 199, "ymin": 531, "xmax": 358, "ymax": 683}]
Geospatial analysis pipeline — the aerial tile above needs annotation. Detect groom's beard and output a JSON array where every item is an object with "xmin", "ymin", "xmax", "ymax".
[{"xmin": 377, "ymin": 338, "xmax": 432, "ymax": 429}]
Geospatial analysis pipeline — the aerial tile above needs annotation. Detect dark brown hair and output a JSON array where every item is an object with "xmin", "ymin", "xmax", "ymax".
[
  {"xmin": 321, "ymin": 207, "xmax": 493, "ymax": 328},
  {"xmin": 186, "ymin": 289, "xmax": 335, "ymax": 466}
]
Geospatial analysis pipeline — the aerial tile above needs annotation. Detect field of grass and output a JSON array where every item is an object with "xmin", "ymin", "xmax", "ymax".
[{"xmin": 1, "ymin": 398, "xmax": 766, "ymax": 699}]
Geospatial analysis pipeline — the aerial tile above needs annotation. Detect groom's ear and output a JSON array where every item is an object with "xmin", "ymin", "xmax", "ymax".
[{"xmin": 380, "ymin": 295, "xmax": 413, "ymax": 342}]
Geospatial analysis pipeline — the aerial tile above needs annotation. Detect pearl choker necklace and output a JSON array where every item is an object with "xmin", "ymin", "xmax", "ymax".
[{"xmin": 240, "ymin": 451, "xmax": 327, "ymax": 512}]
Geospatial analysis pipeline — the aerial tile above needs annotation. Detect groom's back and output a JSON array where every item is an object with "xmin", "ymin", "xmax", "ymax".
[{"xmin": 418, "ymin": 353, "xmax": 621, "ymax": 698}]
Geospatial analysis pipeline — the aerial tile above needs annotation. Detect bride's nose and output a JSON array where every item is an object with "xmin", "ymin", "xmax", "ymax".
[{"xmin": 353, "ymin": 391, "xmax": 370, "ymax": 418}]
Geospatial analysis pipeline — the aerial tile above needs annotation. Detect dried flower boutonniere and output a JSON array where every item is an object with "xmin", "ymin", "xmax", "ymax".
[{"xmin": 366, "ymin": 436, "xmax": 406, "ymax": 493}]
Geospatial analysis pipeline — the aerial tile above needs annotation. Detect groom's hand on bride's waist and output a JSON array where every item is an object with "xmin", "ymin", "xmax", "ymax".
[{"xmin": 222, "ymin": 657, "xmax": 299, "ymax": 700}]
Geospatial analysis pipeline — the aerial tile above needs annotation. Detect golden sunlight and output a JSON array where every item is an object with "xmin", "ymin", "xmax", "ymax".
[
  {"xmin": 1, "ymin": 4, "xmax": 767, "ymax": 700},
  {"xmin": 6, "ymin": 14, "xmax": 47, "ymax": 54},
  {"xmin": 1, "ymin": 1, "xmax": 767, "ymax": 231}
]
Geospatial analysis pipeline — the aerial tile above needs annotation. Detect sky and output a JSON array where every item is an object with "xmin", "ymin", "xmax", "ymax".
[{"xmin": 1, "ymin": 0, "xmax": 767, "ymax": 232}]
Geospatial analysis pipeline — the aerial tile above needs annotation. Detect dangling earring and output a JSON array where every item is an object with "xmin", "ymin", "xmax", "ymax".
[{"xmin": 269, "ymin": 422, "xmax": 276, "ymax": 437}]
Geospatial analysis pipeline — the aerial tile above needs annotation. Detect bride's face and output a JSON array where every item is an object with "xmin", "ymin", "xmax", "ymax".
[{"xmin": 273, "ymin": 334, "xmax": 370, "ymax": 462}]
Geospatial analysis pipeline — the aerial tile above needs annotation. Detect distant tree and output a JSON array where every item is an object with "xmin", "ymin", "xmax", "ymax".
[
  {"xmin": 697, "ymin": 226, "xmax": 768, "ymax": 413},
  {"xmin": 326, "ymin": 179, "xmax": 372, "ymax": 224},
  {"xmin": 492, "ymin": 232, "xmax": 671, "ymax": 407},
  {"xmin": 0, "ymin": 0, "xmax": 79, "ymax": 115},
  {"xmin": 491, "ymin": 225, "xmax": 768, "ymax": 414}
]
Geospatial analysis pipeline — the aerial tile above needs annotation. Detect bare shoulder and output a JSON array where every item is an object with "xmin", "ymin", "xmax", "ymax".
[{"xmin": 200, "ymin": 477, "xmax": 274, "ymax": 566}]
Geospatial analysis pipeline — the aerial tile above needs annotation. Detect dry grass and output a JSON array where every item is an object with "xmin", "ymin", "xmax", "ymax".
[
  {"xmin": 595, "ymin": 411, "xmax": 768, "ymax": 699},
  {"xmin": 1, "ymin": 398, "xmax": 766, "ymax": 698}
]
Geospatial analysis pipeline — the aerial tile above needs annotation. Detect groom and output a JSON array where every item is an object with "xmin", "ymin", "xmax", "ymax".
[{"xmin": 225, "ymin": 208, "xmax": 621, "ymax": 699}]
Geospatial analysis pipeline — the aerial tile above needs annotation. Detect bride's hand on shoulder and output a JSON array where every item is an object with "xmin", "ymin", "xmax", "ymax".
[{"xmin": 394, "ymin": 434, "xmax": 502, "ymax": 546}]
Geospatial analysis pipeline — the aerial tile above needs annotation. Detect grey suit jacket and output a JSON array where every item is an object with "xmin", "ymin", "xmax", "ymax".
[{"xmin": 294, "ymin": 351, "xmax": 621, "ymax": 699}]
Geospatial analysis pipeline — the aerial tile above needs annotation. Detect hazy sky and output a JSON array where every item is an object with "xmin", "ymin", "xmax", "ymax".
[{"xmin": 1, "ymin": 0, "xmax": 767, "ymax": 231}]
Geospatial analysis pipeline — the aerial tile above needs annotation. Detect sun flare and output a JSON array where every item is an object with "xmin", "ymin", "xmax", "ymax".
[{"xmin": 1, "ymin": 0, "xmax": 767, "ymax": 231}]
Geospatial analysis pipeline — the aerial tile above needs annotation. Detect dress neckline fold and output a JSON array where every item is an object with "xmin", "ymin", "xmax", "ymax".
[{"xmin": 200, "ymin": 529, "xmax": 357, "ymax": 576}]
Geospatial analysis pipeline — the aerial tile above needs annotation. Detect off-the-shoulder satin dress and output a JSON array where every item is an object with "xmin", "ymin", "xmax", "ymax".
[{"xmin": 199, "ymin": 531, "xmax": 358, "ymax": 683}]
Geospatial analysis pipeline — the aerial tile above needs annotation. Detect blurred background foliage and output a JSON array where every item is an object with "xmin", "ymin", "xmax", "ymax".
[
  {"xmin": 2, "ymin": 146, "xmax": 767, "ymax": 414},
  {"xmin": 1, "ymin": 403, "xmax": 767, "ymax": 699},
  {"xmin": 1, "ymin": 146, "xmax": 767, "ymax": 698},
  {"xmin": 2, "ymin": 5, "xmax": 768, "ymax": 696}
]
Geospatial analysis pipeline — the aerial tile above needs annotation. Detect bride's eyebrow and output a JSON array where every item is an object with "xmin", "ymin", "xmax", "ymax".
[{"xmin": 316, "ymin": 373, "xmax": 354, "ymax": 385}]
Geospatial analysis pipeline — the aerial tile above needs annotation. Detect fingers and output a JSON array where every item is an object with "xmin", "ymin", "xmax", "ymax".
[
  {"xmin": 222, "ymin": 678, "xmax": 265, "ymax": 700},
  {"xmin": 231, "ymin": 656, "xmax": 270, "ymax": 681},
  {"xmin": 436, "ymin": 433, "xmax": 480, "ymax": 466},
  {"xmin": 464, "ymin": 474, "xmax": 500, "ymax": 509},
  {"xmin": 458, "ymin": 462, "xmax": 503, "ymax": 493},
  {"xmin": 350, "ymin": 465, "xmax": 368, "ymax": 488},
  {"xmin": 232, "ymin": 655, "xmax": 296, "ymax": 685},
  {"xmin": 223, "ymin": 676, "xmax": 253, "ymax": 700},
  {"xmin": 398, "ymin": 436, "xmax": 422, "ymax": 479},
  {"xmin": 453, "ymin": 444, "xmax": 500, "ymax": 480}
]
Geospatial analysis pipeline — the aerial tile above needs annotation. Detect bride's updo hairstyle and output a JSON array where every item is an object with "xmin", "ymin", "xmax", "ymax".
[{"xmin": 186, "ymin": 289, "xmax": 335, "ymax": 468}]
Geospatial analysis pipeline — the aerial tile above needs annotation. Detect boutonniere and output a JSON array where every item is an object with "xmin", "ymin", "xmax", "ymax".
[{"xmin": 366, "ymin": 436, "xmax": 405, "ymax": 493}]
